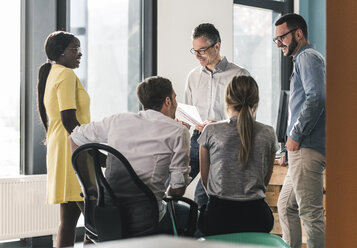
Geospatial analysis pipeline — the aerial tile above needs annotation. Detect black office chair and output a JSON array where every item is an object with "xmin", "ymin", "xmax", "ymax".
[{"xmin": 72, "ymin": 143, "xmax": 198, "ymax": 243}]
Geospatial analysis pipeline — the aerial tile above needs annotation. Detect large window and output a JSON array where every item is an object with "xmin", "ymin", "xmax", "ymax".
[
  {"xmin": 0, "ymin": 1, "xmax": 21, "ymax": 176},
  {"xmin": 70, "ymin": 0, "xmax": 142, "ymax": 121},
  {"xmin": 0, "ymin": 0, "xmax": 149, "ymax": 176},
  {"xmin": 233, "ymin": 0, "xmax": 293, "ymax": 130},
  {"xmin": 233, "ymin": 5, "xmax": 281, "ymax": 128}
]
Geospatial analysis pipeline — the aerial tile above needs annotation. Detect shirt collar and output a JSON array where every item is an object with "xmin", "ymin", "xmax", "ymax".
[
  {"xmin": 138, "ymin": 109, "xmax": 172, "ymax": 121},
  {"xmin": 293, "ymin": 44, "xmax": 313, "ymax": 62},
  {"xmin": 201, "ymin": 56, "xmax": 228, "ymax": 73}
]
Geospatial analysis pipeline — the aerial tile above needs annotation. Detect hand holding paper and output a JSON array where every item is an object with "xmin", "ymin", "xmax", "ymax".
[
  {"xmin": 175, "ymin": 103, "xmax": 203, "ymax": 127},
  {"xmin": 195, "ymin": 120, "xmax": 214, "ymax": 132}
]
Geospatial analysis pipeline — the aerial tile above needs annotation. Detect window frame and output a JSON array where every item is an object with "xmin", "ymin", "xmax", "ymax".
[
  {"xmin": 143, "ymin": 0, "xmax": 157, "ymax": 78},
  {"xmin": 21, "ymin": 0, "xmax": 57, "ymax": 175},
  {"xmin": 21, "ymin": 0, "xmax": 155, "ymax": 175},
  {"xmin": 233, "ymin": 0, "xmax": 294, "ymax": 91}
]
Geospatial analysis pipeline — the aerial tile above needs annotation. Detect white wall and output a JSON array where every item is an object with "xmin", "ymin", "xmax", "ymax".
[
  {"xmin": 157, "ymin": 0, "xmax": 233, "ymax": 102},
  {"xmin": 295, "ymin": 0, "xmax": 299, "ymax": 13}
]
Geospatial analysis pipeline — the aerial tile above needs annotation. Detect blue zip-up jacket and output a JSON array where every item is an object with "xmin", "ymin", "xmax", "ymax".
[{"xmin": 287, "ymin": 44, "xmax": 326, "ymax": 156}]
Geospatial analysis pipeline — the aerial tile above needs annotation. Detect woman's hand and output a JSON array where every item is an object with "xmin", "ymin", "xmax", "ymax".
[{"xmin": 195, "ymin": 120, "xmax": 214, "ymax": 132}]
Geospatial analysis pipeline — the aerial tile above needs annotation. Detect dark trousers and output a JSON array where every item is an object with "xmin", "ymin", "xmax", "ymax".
[
  {"xmin": 189, "ymin": 131, "xmax": 208, "ymax": 208},
  {"xmin": 198, "ymin": 196, "xmax": 274, "ymax": 236}
]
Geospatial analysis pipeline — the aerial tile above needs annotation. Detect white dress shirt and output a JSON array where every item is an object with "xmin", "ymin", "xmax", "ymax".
[
  {"xmin": 71, "ymin": 110, "xmax": 191, "ymax": 220},
  {"xmin": 184, "ymin": 56, "xmax": 250, "ymax": 122}
]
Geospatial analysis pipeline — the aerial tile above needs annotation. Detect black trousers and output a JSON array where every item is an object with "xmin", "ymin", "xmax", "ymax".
[{"xmin": 198, "ymin": 196, "xmax": 274, "ymax": 236}]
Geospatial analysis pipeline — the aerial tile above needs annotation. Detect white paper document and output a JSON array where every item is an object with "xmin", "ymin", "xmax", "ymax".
[{"xmin": 176, "ymin": 103, "xmax": 203, "ymax": 126}]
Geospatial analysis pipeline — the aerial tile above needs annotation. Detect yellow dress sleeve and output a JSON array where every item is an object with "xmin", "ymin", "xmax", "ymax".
[{"xmin": 56, "ymin": 69, "xmax": 77, "ymax": 111}]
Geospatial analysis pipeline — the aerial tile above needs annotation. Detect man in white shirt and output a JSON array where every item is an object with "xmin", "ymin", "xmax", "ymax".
[
  {"xmin": 69, "ymin": 76, "xmax": 192, "ymax": 234},
  {"xmin": 185, "ymin": 23, "xmax": 250, "ymax": 207}
]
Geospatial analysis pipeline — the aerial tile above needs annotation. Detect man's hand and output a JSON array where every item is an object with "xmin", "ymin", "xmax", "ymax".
[
  {"xmin": 285, "ymin": 137, "xmax": 300, "ymax": 151},
  {"xmin": 167, "ymin": 186, "xmax": 186, "ymax": 197},
  {"xmin": 195, "ymin": 120, "xmax": 214, "ymax": 132},
  {"xmin": 175, "ymin": 118, "xmax": 190, "ymax": 129}
]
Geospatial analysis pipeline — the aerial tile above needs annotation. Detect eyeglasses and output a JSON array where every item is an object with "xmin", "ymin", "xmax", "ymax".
[
  {"xmin": 273, "ymin": 28, "xmax": 298, "ymax": 44},
  {"xmin": 190, "ymin": 43, "xmax": 216, "ymax": 55},
  {"xmin": 67, "ymin": 47, "xmax": 81, "ymax": 54}
]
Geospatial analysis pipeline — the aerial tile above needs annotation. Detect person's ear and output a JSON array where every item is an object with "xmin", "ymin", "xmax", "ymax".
[
  {"xmin": 165, "ymin": 96, "xmax": 171, "ymax": 106},
  {"xmin": 215, "ymin": 42, "xmax": 221, "ymax": 51},
  {"xmin": 296, "ymin": 29, "xmax": 304, "ymax": 41}
]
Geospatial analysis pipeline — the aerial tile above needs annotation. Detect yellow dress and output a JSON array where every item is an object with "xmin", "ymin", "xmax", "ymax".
[{"xmin": 44, "ymin": 64, "xmax": 90, "ymax": 204}]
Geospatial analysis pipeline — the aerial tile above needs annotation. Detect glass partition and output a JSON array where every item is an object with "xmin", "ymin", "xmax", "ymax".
[
  {"xmin": 70, "ymin": 0, "xmax": 142, "ymax": 122},
  {"xmin": 233, "ymin": 4, "xmax": 281, "ymax": 128},
  {"xmin": 0, "ymin": 1, "xmax": 20, "ymax": 176}
]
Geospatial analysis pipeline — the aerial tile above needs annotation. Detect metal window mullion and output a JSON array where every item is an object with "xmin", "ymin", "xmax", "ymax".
[
  {"xmin": 22, "ymin": 0, "xmax": 57, "ymax": 175},
  {"xmin": 143, "ymin": 0, "xmax": 157, "ymax": 79},
  {"xmin": 234, "ymin": 0, "xmax": 285, "ymax": 12},
  {"xmin": 57, "ymin": 0, "xmax": 70, "ymax": 31}
]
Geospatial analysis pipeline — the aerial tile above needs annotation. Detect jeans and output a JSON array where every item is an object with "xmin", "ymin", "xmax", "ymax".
[
  {"xmin": 278, "ymin": 148, "xmax": 325, "ymax": 248},
  {"xmin": 189, "ymin": 131, "xmax": 208, "ymax": 208},
  {"xmin": 189, "ymin": 131, "xmax": 200, "ymax": 179}
]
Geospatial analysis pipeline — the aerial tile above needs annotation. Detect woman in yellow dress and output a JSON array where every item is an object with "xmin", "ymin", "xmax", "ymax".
[{"xmin": 37, "ymin": 31, "xmax": 90, "ymax": 247}]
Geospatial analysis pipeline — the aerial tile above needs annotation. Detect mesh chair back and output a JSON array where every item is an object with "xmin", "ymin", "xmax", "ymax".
[
  {"xmin": 72, "ymin": 143, "xmax": 159, "ymax": 242},
  {"xmin": 104, "ymin": 153, "xmax": 159, "ymax": 236}
]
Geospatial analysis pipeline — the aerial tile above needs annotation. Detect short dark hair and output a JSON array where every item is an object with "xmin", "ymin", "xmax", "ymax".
[
  {"xmin": 275, "ymin": 13, "xmax": 308, "ymax": 39},
  {"xmin": 192, "ymin": 23, "xmax": 221, "ymax": 45},
  {"xmin": 137, "ymin": 76, "xmax": 173, "ymax": 111}
]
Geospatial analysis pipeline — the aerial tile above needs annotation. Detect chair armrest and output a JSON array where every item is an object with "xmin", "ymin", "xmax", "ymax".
[
  {"xmin": 164, "ymin": 196, "xmax": 197, "ymax": 207},
  {"xmin": 163, "ymin": 196, "xmax": 198, "ymax": 236}
]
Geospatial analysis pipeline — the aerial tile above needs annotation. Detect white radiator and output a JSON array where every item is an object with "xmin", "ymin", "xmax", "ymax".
[{"xmin": 0, "ymin": 175, "xmax": 60, "ymax": 240}]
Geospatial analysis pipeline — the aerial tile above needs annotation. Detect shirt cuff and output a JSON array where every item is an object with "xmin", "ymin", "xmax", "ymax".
[
  {"xmin": 289, "ymin": 129, "xmax": 303, "ymax": 143},
  {"xmin": 70, "ymin": 126, "xmax": 88, "ymax": 146},
  {"xmin": 169, "ymin": 171, "xmax": 191, "ymax": 189}
]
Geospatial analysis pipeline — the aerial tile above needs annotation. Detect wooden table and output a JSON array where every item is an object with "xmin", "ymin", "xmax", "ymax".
[{"xmin": 266, "ymin": 162, "xmax": 288, "ymax": 236}]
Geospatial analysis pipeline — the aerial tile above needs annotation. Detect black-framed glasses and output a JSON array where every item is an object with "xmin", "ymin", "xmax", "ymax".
[
  {"xmin": 190, "ymin": 43, "xmax": 216, "ymax": 55},
  {"xmin": 273, "ymin": 28, "xmax": 298, "ymax": 44}
]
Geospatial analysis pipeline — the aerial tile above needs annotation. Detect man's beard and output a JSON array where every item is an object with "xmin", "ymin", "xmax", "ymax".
[
  {"xmin": 287, "ymin": 36, "xmax": 298, "ymax": 57},
  {"xmin": 170, "ymin": 106, "xmax": 176, "ymax": 119}
]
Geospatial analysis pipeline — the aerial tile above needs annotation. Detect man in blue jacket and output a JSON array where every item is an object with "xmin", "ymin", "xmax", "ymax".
[{"xmin": 274, "ymin": 14, "xmax": 326, "ymax": 248}]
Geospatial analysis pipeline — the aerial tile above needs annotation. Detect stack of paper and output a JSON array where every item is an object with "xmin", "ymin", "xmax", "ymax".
[{"xmin": 176, "ymin": 103, "xmax": 203, "ymax": 126}]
